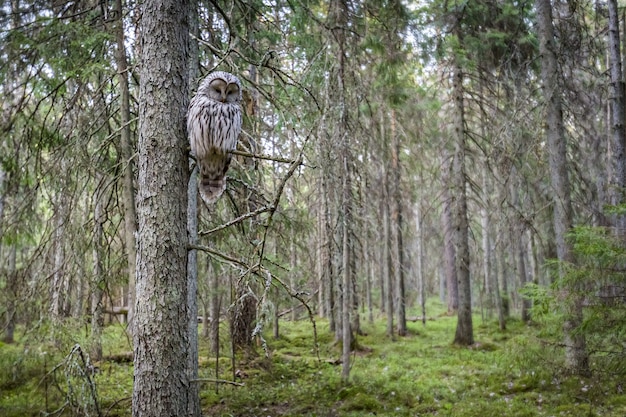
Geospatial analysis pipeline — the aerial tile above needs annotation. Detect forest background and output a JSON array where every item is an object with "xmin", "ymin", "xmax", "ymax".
[{"xmin": 1, "ymin": 0, "xmax": 626, "ymax": 416}]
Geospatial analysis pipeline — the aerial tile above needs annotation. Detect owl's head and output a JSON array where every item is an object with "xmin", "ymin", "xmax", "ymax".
[{"xmin": 198, "ymin": 71, "xmax": 242, "ymax": 104}]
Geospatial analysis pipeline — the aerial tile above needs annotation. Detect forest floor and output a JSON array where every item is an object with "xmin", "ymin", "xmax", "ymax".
[{"xmin": 1, "ymin": 299, "xmax": 625, "ymax": 416}]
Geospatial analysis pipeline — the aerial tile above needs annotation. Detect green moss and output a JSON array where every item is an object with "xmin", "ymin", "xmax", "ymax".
[{"xmin": 2, "ymin": 301, "xmax": 626, "ymax": 416}]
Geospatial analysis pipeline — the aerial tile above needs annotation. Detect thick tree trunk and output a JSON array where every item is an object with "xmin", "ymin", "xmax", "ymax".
[
  {"xmin": 535, "ymin": 0, "xmax": 589, "ymax": 376},
  {"xmin": 132, "ymin": 0, "xmax": 191, "ymax": 415}
]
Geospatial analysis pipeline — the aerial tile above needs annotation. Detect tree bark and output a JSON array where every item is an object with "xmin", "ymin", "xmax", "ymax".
[
  {"xmin": 608, "ymin": 0, "xmax": 626, "ymax": 232},
  {"xmin": 113, "ymin": 0, "xmax": 138, "ymax": 331},
  {"xmin": 90, "ymin": 179, "xmax": 104, "ymax": 361},
  {"xmin": 132, "ymin": 0, "xmax": 191, "ymax": 415},
  {"xmin": 441, "ymin": 159, "xmax": 458, "ymax": 313},
  {"xmin": 186, "ymin": 2, "xmax": 200, "ymax": 414},
  {"xmin": 390, "ymin": 109, "xmax": 407, "ymax": 336},
  {"xmin": 451, "ymin": 50, "xmax": 474, "ymax": 346},
  {"xmin": 3, "ymin": 245, "xmax": 16, "ymax": 343},
  {"xmin": 535, "ymin": 0, "xmax": 589, "ymax": 376},
  {"xmin": 383, "ymin": 183, "xmax": 394, "ymax": 338}
]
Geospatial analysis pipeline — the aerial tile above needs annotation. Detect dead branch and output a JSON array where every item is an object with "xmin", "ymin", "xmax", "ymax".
[
  {"xmin": 230, "ymin": 148, "xmax": 301, "ymax": 165},
  {"xmin": 198, "ymin": 205, "xmax": 273, "ymax": 236},
  {"xmin": 191, "ymin": 378, "xmax": 244, "ymax": 386}
]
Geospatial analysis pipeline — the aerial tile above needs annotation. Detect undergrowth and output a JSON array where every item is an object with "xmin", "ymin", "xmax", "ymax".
[{"xmin": 1, "ymin": 299, "xmax": 625, "ymax": 416}]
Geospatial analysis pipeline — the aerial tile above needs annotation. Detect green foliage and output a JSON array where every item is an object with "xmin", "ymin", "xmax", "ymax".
[
  {"xmin": 2, "ymin": 303, "xmax": 626, "ymax": 416},
  {"xmin": 524, "ymin": 225, "xmax": 626, "ymax": 378}
]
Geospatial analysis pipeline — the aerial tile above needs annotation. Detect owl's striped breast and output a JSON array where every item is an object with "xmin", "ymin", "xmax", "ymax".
[{"xmin": 187, "ymin": 95, "xmax": 242, "ymax": 160}]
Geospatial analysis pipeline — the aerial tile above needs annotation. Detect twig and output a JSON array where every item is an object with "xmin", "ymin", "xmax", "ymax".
[
  {"xmin": 198, "ymin": 205, "xmax": 273, "ymax": 236},
  {"xmin": 230, "ymin": 149, "xmax": 302, "ymax": 165},
  {"xmin": 104, "ymin": 396, "xmax": 131, "ymax": 417},
  {"xmin": 191, "ymin": 378, "xmax": 245, "ymax": 386},
  {"xmin": 188, "ymin": 244, "xmax": 250, "ymax": 270}
]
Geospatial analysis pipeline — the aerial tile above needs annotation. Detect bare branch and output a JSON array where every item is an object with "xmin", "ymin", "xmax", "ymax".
[
  {"xmin": 230, "ymin": 148, "xmax": 302, "ymax": 165},
  {"xmin": 198, "ymin": 205, "xmax": 273, "ymax": 236},
  {"xmin": 191, "ymin": 378, "xmax": 244, "ymax": 386}
]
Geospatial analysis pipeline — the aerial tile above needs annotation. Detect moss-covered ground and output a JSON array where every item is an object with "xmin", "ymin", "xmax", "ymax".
[{"xmin": 1, "ymin": 299, "xmax": 625, "ymax": 416}]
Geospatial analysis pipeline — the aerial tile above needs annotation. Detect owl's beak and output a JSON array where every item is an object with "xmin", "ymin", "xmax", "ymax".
[{"xmin": 220, "ymin": 92, "xmax": 227, "ymax": 102}]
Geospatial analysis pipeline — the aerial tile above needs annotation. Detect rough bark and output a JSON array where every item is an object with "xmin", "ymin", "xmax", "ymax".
[
  {"xmin": 451, "ymin": 52, "xmax": 474, "ymax": 346},
  {"xmin": 132, "ymin": 0, "xmax": 191, "ymax": 415},
  {"xmin": 535, "ymin": 0, "xmax": 589, "ymax": 376}
]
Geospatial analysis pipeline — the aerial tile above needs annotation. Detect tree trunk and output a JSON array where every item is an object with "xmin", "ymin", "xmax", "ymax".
[
  {"xmin": 535, "ymin": 0, "xmax": 589, "ymax": 376},
  {"xmin": 415, "ymin": 201, "xmax": 426, "ymax": 326},
  {"xmin": 608, "ymin": 0, "xmax": 626, "ymax": 232},
  {"xmin": 451, "ymin": 52, "xmax": 474, "ymax": 346},
  {"xmin": 383, "ymin": 184, "xmax": 394, "ymax": 339},
  {"xmin": 132, "ymin": 0, "xmax": 191, "ymax": 415},
  {"xmin": 186, "ymin": 2, "xmax": 200, "ymax": 414},
  {"xmin": 208, "ymin": 260, "xmax": 220, "ymax": 355},
  {"xmin": 3, "ymin": 245, "xmax": 16, "ymax": 343},
  {"xmin": 90, "ymin": 180, "xmax": 104, "ymax": 361},
  {"xmin": 50, "ymin": 193, "xmax": 67, "ymax": 321},
  {"xmin": 341, "ymin": 154, "xmax": 352, "ymax": 382},
  {"xmin": 441, "ymin": 161, "xmax": 458, "ymax": 313},
  {"xmin": 113, "ymin": 0, "xmax": 138, "ymax": 331},
  {"xmin": 390, "ymin": 110, "xmax": 407, "ymax": 336},
  {"xmin": 510, "ymin": 172, "xmax": 531, "ymax": 322}
]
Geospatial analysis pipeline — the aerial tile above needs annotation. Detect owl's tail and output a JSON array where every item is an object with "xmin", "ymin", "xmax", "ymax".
[{"xmin": 198, "ymin": 151, "xmax": 232, "ymax": 205}]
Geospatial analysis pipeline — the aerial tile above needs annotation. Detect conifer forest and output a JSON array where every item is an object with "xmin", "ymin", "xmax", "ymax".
[{"xmin": 1, "ymin": 1, "xmax": 626, "ymax": 416}]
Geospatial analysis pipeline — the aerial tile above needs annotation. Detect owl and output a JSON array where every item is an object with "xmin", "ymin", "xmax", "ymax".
[{"xmin": 188, "ymin": 71, "xmax": 242, "ymax": 204}]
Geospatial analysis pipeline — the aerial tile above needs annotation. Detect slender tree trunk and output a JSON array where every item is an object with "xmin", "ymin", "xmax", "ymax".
[
  {"xmin": 186, "ymin": 2, "xmax": 200, "ymax": 414},
  {"xmin": 209, "ymin": 260, "xmax": 220, "ymax": 355},
  {"xmin": 383, "ymin": 184, "xmax": 394, "ymax": 338},
  {"xmin": 50, "ymin": 195, "xmax": 66, "ymax": 321},
  {"xmin": 341, "ymin": 155, "xmax": 352, "ymax": 382},
  {"xmin": 132, "ymin": 1, "xmax": 190, "ymax": 415},
  {"xmin": 535, "ymin": 0, "xmax": 589, "ymax": 376},
  {"xmin": 481, "ymin": 182, "xmax": 493, "ymax": 319},
  {"xmin": 3, "ymin": 245, "xmax": 16, "ymax": 343},
  {"xmin": 441, "ymin": 160, "xmax": 458, "ymax": 313},
  {"xmin": 113, "ymin": 0, "xmax": 138, "ymax": 330},
  {"xmin": 364, "ymin": 226, "xmax": 374, "ymax": 323},
  {"xmin": 390, "ymin": 110, "xmax": 407, "ymax": 336},
  {"xmin": 451, "ymin": 50, "xmax": 473, "ymax": 346},
  {"xmin": 90, "ymin": 180, "xmax": 104, "ymax": 361},
  {"xmin": 317, "ymin": 191, "xmax": 326, "ymax": 317},
  {"xmin": 415, "ymin": 201, "xmax": 426, "ymax": 326},
  {"xmin": 608, "ymin": 0, "xmax": 626, "ymax": 232},
  {"xmin": 510, "ymin": 172, "xmax": 531, "ymax": 322}
]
